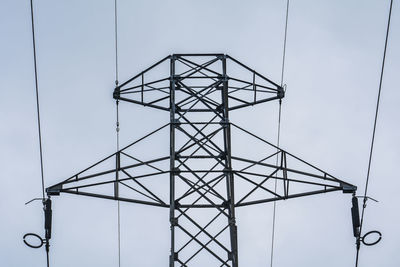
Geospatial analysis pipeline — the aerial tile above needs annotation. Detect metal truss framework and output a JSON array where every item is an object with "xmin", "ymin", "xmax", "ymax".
[{"xmin": 47, "ymin": 54, "xmax": 356, "ymax": 267}]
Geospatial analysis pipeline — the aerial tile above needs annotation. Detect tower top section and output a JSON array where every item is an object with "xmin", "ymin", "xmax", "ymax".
[{"xmin": 113, "ymin": 54, "xmax": 284, "ymax": 111}]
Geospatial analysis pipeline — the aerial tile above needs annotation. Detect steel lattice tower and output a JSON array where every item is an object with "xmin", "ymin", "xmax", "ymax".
[{"xmin": 47, "ymin": 54, "xmax": 356, "ymax": 266}]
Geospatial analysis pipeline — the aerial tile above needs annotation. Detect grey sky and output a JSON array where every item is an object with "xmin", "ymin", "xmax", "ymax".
[{"xmin": 1, "ymin": 0, "xmax": 399, "ymax": 266}]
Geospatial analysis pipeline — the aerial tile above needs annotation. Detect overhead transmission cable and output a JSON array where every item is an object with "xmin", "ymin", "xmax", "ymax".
[
  {"xmin": 29, "ymin": 0, "xmax": 50, "ymax": 266},
  {"xmin": 270, "ymin": 0, "xmax": 290, "ymax": 266},
  {"xmin": 114, "ymin": 0, "xmax": 121, "ymax": 266},
  {"xmin": 30, "ymin": 0, "xmax": 45, "ymax": 200},
  {"xmin": 355, "ymin": 0, "xmax": 393, "ymax": 266}
]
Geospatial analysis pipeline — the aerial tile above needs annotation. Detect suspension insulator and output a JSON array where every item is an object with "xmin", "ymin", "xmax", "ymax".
[
  {"xmin": 351, "ymin": 196, "xmax": 360, "ymax": 238},
  {"xmin": 43, "ymin": 198, "xmax": 52, "ymax": 240}
]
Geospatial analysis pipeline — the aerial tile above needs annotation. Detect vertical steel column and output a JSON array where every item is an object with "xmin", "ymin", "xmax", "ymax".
[
  {"xmin": 114, "ymin": 152, "xmax": 120, "ymax": 199},
  {"xmin": 221, "ymin": 55, "xmax": 239, "ymax": 266},
  {"xmin": 169, "ymin": 56, "xmax": 177, "ymax": 267}
]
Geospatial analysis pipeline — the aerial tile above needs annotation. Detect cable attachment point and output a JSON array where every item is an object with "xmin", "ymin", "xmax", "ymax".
[
  {"xmin": 277, "ymin": 86, "xmax": 285, "ymax": 99},
  {"xmin": 113, "ymin": 86, "xmax": 120, "ymax": 99},
  {"xmin": 23, "ymin": 198, "xmax": 52, "ymax": 253}
]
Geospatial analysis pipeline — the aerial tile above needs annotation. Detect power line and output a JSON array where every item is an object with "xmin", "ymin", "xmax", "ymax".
[
  {"xmin": 29, "ymin": 1, "xmax": 50, "ymax": 266},
  {"xmin": 269, "ymin": 99, "xmax": 282, "ymax": 267},
  {"xmin": 30, "ymin": 0, "xmax": 45, "ymax": 200},
  {"xmin": 280, "ymin": 0, "xmax": 290, "ymax": 87},
  {"xmin": 355, "ymin": 0, "xmax": 393, "ymax": 266},
  {"xmin": 116, "ymin": 100, "xmax": 121, "ymax": 267},
  {"xmin": 114, "ymin": 0, "xmax": 121, "ymax": 266},
  {"xmin": 114, "ymin": 0, "xmax": 119, "ymax": 84},
  {"xmin": 270, "ymin": 1, "xmax": 290, "ymax": 266}
]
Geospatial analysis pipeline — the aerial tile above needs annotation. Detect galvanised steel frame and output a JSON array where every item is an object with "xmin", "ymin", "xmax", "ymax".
[{"xmin": 47, "ymin": 54, "xmax": 356, "ymax": 266}]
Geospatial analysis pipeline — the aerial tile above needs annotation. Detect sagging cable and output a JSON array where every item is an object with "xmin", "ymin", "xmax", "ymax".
[{"xmin": 354, "ymin": 0, "xmax": 393, "ymax": 265}]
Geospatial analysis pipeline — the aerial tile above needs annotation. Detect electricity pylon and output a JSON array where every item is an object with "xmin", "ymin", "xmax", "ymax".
[{"xmin": 47, "ymin": 54, "xmax": 356, "ymax": 266}]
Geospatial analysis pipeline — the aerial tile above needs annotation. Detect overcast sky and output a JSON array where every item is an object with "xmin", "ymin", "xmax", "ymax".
[{"xmin": 1, "ymin": 0, "xmax": 399, "ymax": 266}]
